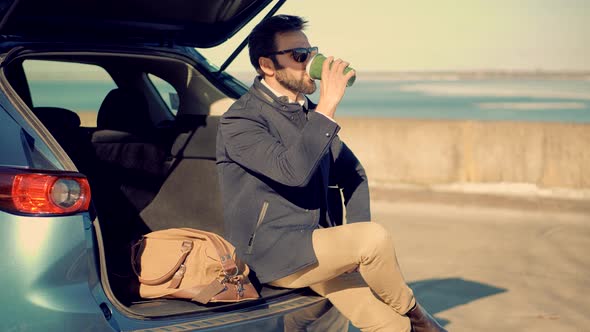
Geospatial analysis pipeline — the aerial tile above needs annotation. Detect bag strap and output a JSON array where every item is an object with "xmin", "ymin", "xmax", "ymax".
[
  {"xmin": 168, "ymin": 279, "xmax": 227, "ymax": 304},
  {"xmin": 207, "ymin": 232, "xmax": 239, "ymax": 277},
  {"xmin": 179, "ymin": 228, "xmax": 239, "ymax": 277},
  {"xmin": 131, "ymin": 238, "xmax": 194, "ymax": 286}
]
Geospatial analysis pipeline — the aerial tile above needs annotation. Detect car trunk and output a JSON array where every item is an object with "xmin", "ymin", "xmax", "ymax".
[{"xmin": 0, "ymin": 46, "xmax": 312, "ymax": 319}]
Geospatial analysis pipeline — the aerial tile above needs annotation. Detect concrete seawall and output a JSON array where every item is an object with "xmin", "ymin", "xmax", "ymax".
[
  {"xmin": 336, "ymin": 118, "xmax": 590, "ymax": 191},
  {"xmin": 78, "ymin": 110, "xmax": 589, "ymax": 195}
]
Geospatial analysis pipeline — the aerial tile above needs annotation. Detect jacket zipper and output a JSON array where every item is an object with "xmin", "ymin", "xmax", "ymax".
[{"xmin": 246, "ymin": 201, "xmax": 269, "ymax": 254}]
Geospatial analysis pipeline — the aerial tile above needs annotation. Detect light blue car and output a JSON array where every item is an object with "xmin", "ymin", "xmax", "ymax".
[{"xmin": 0, "ymin": 0, "xmax": 348, "ymax": 330}]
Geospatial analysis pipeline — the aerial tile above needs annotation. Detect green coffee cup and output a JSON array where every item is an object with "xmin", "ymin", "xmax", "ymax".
[{"xmin": 307, "ymin": 53, "xmax": 356, "ymax": 87}]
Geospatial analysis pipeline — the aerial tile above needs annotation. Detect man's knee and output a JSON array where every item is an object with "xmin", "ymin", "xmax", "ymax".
[{"xmin": 355, "ymin": 222, "xmax": 394, "ymax": 257}]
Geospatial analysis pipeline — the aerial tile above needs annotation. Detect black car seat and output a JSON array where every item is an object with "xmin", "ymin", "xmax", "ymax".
[
  {"xmin": 91, "ymin": 87, "xmax": 168, "ymax": 211},
  {"xmin": 32, "ymin": 106, "xmax": 94, "ymax": 173},
  {"xmin": 96, "ymin": 87, "xmax": 153, "ymax": 136},
  {"xmin": 90, "ymin": 88, "xmax": 169, "ymax": 303}
]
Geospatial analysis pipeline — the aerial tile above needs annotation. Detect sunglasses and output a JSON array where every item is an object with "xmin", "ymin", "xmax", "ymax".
[{"xmin": 267, "ymin": 46, "xmax": 318, "ymax": 63}]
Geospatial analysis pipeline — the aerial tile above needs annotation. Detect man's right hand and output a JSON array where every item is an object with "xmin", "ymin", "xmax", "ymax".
[{"xmin": 315, "ymin": 56, "xmax": 356, "ymax": 120}]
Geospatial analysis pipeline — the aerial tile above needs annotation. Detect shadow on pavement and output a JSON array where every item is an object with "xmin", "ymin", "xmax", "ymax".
[
  {"xmin": 408, "ymin": 277, "xmax": 507, "ymax": 327},
  {"xmin": 345, "ymin": 277, "xmax": 506, "ymax": 331}
]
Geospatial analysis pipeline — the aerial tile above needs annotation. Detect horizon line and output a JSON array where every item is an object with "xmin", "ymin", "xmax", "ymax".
[{"xmin": 229, "ymin": 69, "xmax": 590, "ymax": 74}]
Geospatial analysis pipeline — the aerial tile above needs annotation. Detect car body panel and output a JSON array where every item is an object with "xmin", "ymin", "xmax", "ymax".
[{"xmin": 0, "ymin": 211, "xmax": 113, "ymax": 331}]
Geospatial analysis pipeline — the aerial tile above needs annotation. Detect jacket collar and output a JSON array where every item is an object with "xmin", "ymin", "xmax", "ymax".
[{"xmin": 251, "ymin": 76, "xmax": 316, "ymax": 112}]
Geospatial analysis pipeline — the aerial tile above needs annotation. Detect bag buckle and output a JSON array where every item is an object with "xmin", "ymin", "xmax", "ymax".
[
  {"xmin": 220, "ymin": 254, "xmax": 239, "ymax": 278},
  {"xmin": 236, "ymin": 280, "xmax": 245, "ymax": 298}
]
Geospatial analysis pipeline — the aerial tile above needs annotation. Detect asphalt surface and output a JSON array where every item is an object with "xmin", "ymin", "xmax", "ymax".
[{"xmin": 361, "ymin": 190, "xmax": 590, "ymax": 331}]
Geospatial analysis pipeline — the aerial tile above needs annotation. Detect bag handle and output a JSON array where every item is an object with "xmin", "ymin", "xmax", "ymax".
[{"xmin": 131, "ymin": 238, "xmax": 193, "ymax": 286}]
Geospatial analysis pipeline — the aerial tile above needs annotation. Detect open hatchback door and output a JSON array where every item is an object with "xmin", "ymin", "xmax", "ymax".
[{"xmin": 0, "ymin": 0, "xmax": 275, "ymax": 47}]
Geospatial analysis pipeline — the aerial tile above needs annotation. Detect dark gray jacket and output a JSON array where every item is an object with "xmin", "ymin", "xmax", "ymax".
[{"xmin": 216, "ymin": 77, "xmax": 370, "ymax": 283}]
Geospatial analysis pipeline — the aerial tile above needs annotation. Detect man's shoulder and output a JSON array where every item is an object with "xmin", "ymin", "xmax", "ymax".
[{"xmin": 223, "ymin": 89, "xmax": 271, "ymax": 121}]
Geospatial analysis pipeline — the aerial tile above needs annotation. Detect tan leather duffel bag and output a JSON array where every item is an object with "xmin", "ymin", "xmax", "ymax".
[{"xmin": 131, "ymin": 228, "xmax": 259, "ymax": 304}]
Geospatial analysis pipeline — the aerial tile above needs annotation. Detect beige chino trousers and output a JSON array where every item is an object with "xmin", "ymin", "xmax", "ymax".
[{"xmin": 270, "ymin": 222, "xmax": 416, "ymax": 332}]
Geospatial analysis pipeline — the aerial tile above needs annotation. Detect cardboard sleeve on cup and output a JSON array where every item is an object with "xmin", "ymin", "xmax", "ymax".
[{"xmin": 307, "ymin": 54, "xmax": 356, "ymax": 87}]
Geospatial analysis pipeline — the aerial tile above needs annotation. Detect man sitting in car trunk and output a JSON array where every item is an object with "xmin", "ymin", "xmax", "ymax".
[{"xmin": 216, "ymin": 14, "xmax": 446, "ymax": 332}]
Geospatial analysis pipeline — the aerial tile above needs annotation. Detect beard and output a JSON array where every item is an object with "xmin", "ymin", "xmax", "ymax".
[{"xmin": 275, "ymin": 68, "xmax": 317, "ymax": 95}]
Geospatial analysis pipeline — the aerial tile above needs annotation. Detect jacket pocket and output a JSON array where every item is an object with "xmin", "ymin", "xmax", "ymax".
[{"xmin": 246, "ymin": 201, "xmax": 269, "ymax": 255}]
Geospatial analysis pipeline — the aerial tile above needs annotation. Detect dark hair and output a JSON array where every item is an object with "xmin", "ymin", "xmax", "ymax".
[{"xmin": 248, "ymin": 15, "xmax": 308, "ymax": 75}]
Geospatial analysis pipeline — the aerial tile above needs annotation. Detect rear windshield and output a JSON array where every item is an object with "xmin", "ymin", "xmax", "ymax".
[{"xmin": 0, "ymin": 105, "xmax": 60, "ymax": 170}]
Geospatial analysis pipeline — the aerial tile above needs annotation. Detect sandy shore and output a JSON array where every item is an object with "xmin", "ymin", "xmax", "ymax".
[{"xmin": 77, "ymin": 111, "xmax": 97, "ymax": 127}]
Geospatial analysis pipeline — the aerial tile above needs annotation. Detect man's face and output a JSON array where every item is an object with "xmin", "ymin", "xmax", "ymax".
[{"xmin": 272, "ymin": 30, "xmax": 317, "ymax": 95}]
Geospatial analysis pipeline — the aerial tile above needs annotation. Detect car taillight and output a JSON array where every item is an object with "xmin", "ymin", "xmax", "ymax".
[{"xmin": 0, "ymin": 167, "xmax": 91, "ymax": 215}]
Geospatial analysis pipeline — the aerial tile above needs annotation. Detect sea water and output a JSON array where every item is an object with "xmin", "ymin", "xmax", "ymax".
[
  {"xmin": 308, "ymin": 79, "xmax": 590, "ymax": 123},
  {"xmin": 28, "ymin": 78, "xmax": 590, "ymax": 123}
]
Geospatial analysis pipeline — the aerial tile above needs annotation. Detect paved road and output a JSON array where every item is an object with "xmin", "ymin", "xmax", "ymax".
[{"xmin": 367, "ymin": 198, "xmax": 590, "ymax": 332}]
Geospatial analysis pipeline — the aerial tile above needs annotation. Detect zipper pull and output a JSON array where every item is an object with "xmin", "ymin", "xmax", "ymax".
[
  {"xmin": 246, "ymin": 201, "xmax": 269, "ymax": 255},
  {"xmin": 246, "ymin": 234, "xmax": 256, "ymax": 254}
]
